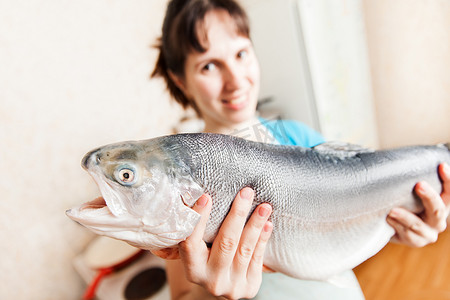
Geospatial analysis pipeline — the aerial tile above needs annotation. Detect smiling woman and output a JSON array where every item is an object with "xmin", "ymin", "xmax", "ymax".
[
  {"xmin": 152, "ymin": 1, "xmax": 260, "ymax": 135},
  {"xmin": 171, "ymin": 11, "xmax": 260, "ymax": 133}
]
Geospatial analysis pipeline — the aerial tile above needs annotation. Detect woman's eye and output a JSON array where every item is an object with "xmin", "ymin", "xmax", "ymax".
[
  {"xmin": 117, "ymin": 168, "xmax": 135, "ymax": 185},
  {"xmin": 237, "ymin": 50, "xmax": 248, "ymax": 59},
  {"xmin": 203, "ymin": 63, "xmax": 216, "ymax": 72}
]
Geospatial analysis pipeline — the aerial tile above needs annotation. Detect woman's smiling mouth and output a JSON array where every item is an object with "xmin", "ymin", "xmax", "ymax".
[{"xmin": 222, "ymin": 93, "xmax": 250, "ymax": 109}]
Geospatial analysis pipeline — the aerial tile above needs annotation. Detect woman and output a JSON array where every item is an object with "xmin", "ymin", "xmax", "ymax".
[{"xmin": 151, "ymin": 0, "xmax": 450, "ymax": 299}]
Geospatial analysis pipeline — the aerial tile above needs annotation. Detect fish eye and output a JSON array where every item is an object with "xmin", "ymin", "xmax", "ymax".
[{"xmin": 115, "ymin": 166, "xmax": 137, "ymax": 186}]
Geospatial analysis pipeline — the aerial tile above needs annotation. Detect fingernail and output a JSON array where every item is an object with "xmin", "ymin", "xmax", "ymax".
[
  {"xmin": 258, "ymin": 205, "xmax": 271, "ymax": 217},
  {"xmin": 240, "ymin": 187, "xmax": 254, "ymax": 200},
  {"xmin": 443, "ymin": 163, "xmax": 450, "ymax": 177},
  {"xmin": 196, "ymin": 195, "xmax": 208, "ymax": 207},
  {"xmin": 263, "ymin": 221, "xmax": 273, "ymax": 233},
  {"xmin": 415, "ymin": 182, "xmax": 427, "ymax": 194},
  {"xmin": 389, "ymin": 208, "xmax": 400, "ymax": 218}
]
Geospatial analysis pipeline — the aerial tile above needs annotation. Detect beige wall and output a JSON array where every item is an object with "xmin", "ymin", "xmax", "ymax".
[
  {"xmin": 363, "ymin": 0, "xmax": 450, "ymax": 148},
  {"xmin": 0, "ymin": 1, "xmax": 179, "ymax": 299}
]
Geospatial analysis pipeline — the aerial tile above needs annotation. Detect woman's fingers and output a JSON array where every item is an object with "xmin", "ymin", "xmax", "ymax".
[
  {"xmin": 262, "ymin": 264, "xmax": 276, "ymax": 273},
  {"xmin": 209, "ymin": 187, "xmax": 255, "ymax": 269},
  {"xmin": 174, "ymin": 188, "xmax": 274, "ymax": 299},
  {"xmin": 233, "ymin": 203, "xmax": 272, "ymax": 274},
  {"xmin": 151, "ymin": 247, "xmax": 180, "ymax": 259},
  {"xmin": 415, "ymin": 181, "xmax": 448, "ymax": 232},
  {"xmin": 388, "ymin": 163, "xmax": 450, "ymax": 248},
  {"xmin": 247, "ymin": 220, "xmax": 273, "ymax": 278},
  {"xmin": 187, "ymin": 194, "xmax": 213, "ymax": 242},
  {"xmin": 387, "ymin": 208, "xmax": 437, "ymax": 247},
  {"xmin": 178, "ymin": 193, "xmax": 212, "ymax": 281},
  {"xmin": 438, "ymin": 163, "xmax": 450, "ymax": 207}
]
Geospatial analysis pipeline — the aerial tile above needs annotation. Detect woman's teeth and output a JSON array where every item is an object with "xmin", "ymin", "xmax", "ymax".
[{"xmin": 223, "ymin": 95, "xmax": 246, "ymax": 104}]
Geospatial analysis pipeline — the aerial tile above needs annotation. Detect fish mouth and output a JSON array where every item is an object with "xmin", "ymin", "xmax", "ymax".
[
  {"xmin": 66, "ymin": 196, "xmax": 113, "ymax": 221},
  {"xmin": 80, "ymin": 197, "xmax": 107, "ymax": 210},
  {"xmin": 66, "ymin": 196, "xmax": 142, "ymax": 233}
]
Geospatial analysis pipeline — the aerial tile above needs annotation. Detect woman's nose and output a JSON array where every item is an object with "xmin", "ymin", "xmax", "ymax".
[{"xmin": 223, "ymin": 62, "xmax": 244, "ymax": 91}]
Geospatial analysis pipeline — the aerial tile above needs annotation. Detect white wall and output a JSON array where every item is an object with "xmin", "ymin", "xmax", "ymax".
[
  {"xmin": 244, "ymin": 0, "xmax": 322, "ymax": 132},
  {"xmin": 363, "ymin": 0, "xmax": 450, "ymax": 148},
  {"xmin": 296, "ymin": 0, "xmax": 379, "ymax": 148},
  {"xmin": 246, "ymin": 0, "xmax": 450, "ymax": 149},
  {"xmin": 0, "ymin": 1, "xmax": 180, "ymax": 299},
  {"xmin": 244, "ymin": 0, "xmax": 379, "ymax": 148}
]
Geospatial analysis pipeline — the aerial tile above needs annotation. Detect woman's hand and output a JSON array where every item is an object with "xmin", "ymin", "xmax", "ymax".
[
  {"xmin": 153, "ymin": 187, "xmax": 273, "ymax": 299},
  {"xmin": 387, "ymin": 163, "xmax": 450, "ymax": 247}
]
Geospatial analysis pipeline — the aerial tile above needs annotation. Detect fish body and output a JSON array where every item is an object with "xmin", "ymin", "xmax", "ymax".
[{"xmin": 66, "ymin": 133, "xmax": 450, "ymax": 280}]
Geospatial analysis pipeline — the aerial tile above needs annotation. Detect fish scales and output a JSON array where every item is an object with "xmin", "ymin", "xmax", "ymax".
[
  {"xmin": 158, "ymin": 134, "xmax": 448, "ymax": 279},
  {"xmin": 67, "ymin": 133, "xmax": 450, "ymax": 280}
]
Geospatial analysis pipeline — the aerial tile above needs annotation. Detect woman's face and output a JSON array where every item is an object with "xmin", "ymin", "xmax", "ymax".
[{"xmin": 173, "ymin": 9, "xmax": 260, "ymax": 132}]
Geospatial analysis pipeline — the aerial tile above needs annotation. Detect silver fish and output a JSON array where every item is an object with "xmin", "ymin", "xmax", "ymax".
[{"xmin": 66, "ymin": 133, "xmax": 450, "ymax": 280}]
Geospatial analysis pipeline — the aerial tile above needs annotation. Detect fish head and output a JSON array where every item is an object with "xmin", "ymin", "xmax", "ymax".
[{"xmin": 66, "ymin": 139, "xmax": 204, "ymax": 250}]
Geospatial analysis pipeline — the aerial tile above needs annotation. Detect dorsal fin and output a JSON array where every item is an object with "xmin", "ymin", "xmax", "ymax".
[{"xmin": 313, "ymin": 141, "xmax": 374, "ymax": 159}]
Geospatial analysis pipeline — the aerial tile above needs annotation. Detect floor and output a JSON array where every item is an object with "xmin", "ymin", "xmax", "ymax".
[{"xmin": 354, "ymin": 222, "xmax": 450, "ymax": 300}]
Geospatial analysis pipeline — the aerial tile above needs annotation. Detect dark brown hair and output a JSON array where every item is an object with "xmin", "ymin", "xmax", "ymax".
[{"xmin": 151, "ymin": 0, "xmax": 250, "ymax": 112}]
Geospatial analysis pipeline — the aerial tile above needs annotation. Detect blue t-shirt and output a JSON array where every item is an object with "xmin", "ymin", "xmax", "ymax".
[{"xmin": 259, "ymin": 117, "xmax": 325, "ymax": 147}]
